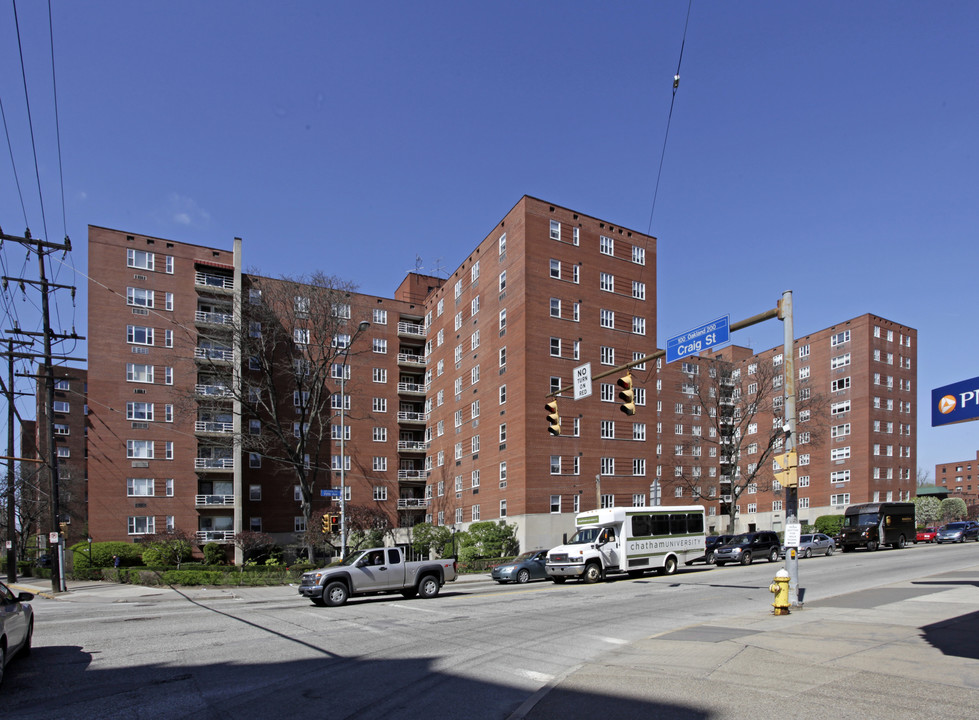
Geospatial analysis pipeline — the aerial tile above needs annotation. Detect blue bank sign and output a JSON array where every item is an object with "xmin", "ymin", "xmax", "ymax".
[
  {"xmin": 931, "ymin": 375, "xmax": 979, "ymax": 427},
  {"xmin": 667, "ymin": 315, "xmax": 731, "ymax": 364}
]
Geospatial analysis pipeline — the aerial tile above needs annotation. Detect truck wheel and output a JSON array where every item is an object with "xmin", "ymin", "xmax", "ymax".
[
  {"xmin": 740, "ymin": 551, "xmax": 753, "ymax": 566},
  {"xmin": 895, "ymin": 535, "xmax": 906, "ymax": 549},
  {"xmin": 768, "ymin": 547, "xmax": 780, "ymax": 562},
  {"xmin": 582, "ymin": 563, "xmax": 602, "ymax": 583},
  {"xmin": 660, "ymin": 557, "xmax": 677, "ymax": 575},
  {"xmin": 867, "ymin": 540, "xmax": 877, "ymax": 552},
  {"xmin": 516, "ymin": 569, "xmax": 531, "ymax": 584},
  {"xmin": 324, "ymin": 581, "xmax": 349, "ymax": 607},
  {"xmin": 418, "ymin": 575, "xmax": 440, "ymax": 599},
  {"xmin": 706, "ymin": 551, "xmax": 716, "ymax": 565}
]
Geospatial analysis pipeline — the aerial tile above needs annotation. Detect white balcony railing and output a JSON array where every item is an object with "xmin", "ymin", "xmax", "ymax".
[
  {"xmin": 195, "ymin": 310, "xmax": 233, "ymax": 325},
  {"xmin": 397, "ymin": 498, "xmax": 429, "ymax": 509},
  {"xmin": 397, "ymin": 469, "xmax": 429, "ymax": 480},
  {"xmin": 195, "ymin": 458, "xmax": 235, "ymax": 470},
  {"xmin": 195, "ymin": 421, "xmax": 233, "ymax": 434},
  {"xmin": 397, "ymin": 411, "xmax": 429, "ymax": 423},
  {"xmin": 397, "ymin": 321, "xmax": 426, "ymax": 337},
  {"xmin": 397, "ymin": 381, "xmax": 428, "ymax": 394},
  {"xmin": 194, "ymin": 347, "xmax": 234, "ymax": 362},
  {"xmin": 196, "ymin": 530, "xmax": 235, "ymax": 543},
  {"xmin": 397, "ymin": 440, "xmax": 430, "ymax": 452},
  {"xmin": 196, "ymin": 384, "xmax": 233, "ymax": 398},
  {"xmin": 195, "ymin": 272, "xmax": 233, "ymax": 290},
  {"xmin": 397, "ymin": 353, "xmax": 427, "ymax": 365},
  {"xmin": 195, "ymin": 494, "xmax": 235, "ymax": 506}
]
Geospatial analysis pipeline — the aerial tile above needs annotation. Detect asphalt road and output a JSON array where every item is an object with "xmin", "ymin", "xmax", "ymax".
[{"xmin": 4, "ymin": 539, "xmax": 978, "ymax": 719}]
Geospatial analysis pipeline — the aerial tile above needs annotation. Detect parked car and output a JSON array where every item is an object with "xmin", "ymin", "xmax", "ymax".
[
  {"xmin": 685, "ymin": 535, "xmax": 734, "ymax": 566},
  {"xmin": 491, "ymin": 549, "xmax": 549, "ymax": 584},
  {"xmin": 0, "ymin": 580, "xmax": 34, "ymax": 687},
  {"xmin": 782, "ymin": 533, "xmax": 835, "ymax": 558},
  {"xmin": 916, "ymin": 527, "xmax": 938, "ymax": 543},
  {"xmin": 936, "ymin": 522, "xmax": 979, "ymax": 544},
  {"xmin": 714, "ymin": 531, "xmax": 781, "ymax": 566}
]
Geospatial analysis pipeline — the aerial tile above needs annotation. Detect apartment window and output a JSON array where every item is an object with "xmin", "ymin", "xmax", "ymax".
[
  {"xmin": 550, "ymin": 455, "xmax": 561, "ymax": 475},
  {"xmin": 498, "ymin": 232, "xmax": 507, "ymax": 255},
  {"xmin": 127, "ymin": 402, "xmax": 153, "ymax": 421},
  {"xmin": 799, "ymin": 366, "xmax": 810, "ymax": 380},
  {"xmin": 372, "ymin": 309, "xmax": 387, "ymax": 325},
  {"xmin": 830, "ymin": 330, "xmax": 850, "ymax": 346},
  {"xmin": 831, "ymin": 423, "xmax": 851, "ymax": 438},
  {"xmin": 601, "ymin": 420, "xmax": 615, "ymax": 439},
  {"xmin": 57, "ymin": 446, "xmax": 70, "ymax": 458},
  {"xmin": 127, "ymin": 325, "xmax": 154, "ymax": 346},
  {"xmin": 127, "ymin": 478, "xmax": 154, "ymax": 497},
  {"xmin": 550, "ymin": 298, "xmax": 561, "ymax": 318},
  {"xmin": 373, "ymin": 427, "xmax": 387, "ymax": 442},
  {"xmin": 831, "ymin": 377, "xmax": 851, "ymax": 392},
  {"xmin": 831, "ymin": 493, "xmax": 850, "ymax": 506},
  {"xmin": 372, "ymin": 368, "xmax": 387, "ymax": 383},
  {"xmin": 471, "ymin": 295, "xmax": 480, "ymax": 316},
  {"xmin": 127, "ymin": 248, "xmax": 154, "ymax": 270},
  {"xmin": 249, "ymin": 322, "xmax": 262, "ymax": 338},
  {"xmin": 499, "ymin": 308, "xmax": 507, "ymax": 330},
  {"xmin": 830, "ymin": 353, "xmax": 851, "ymax": 369},
  {"xmin": 373, "ymin": 338, "xmax": 387, "ymax": 354},
  {"xmin": 831, "ymin": 400, "xmax": 850, "ymax": 415},
  {"xmin": 500, "ymin": 499, "xmax": 508, "ymax": 518},
  {"xmin": 632, "ymin": 245, "xmax": 645, "ymax": 265},
  {"xmin": 600, "ymin": 383, "xmax": 614, "ymax": 402},
  {"xmin": 128, "ymin": 516, "xmax": 155, "ymax": 535},
  {"xmin": 600, "ymin": 346, "xmax": 614, "ymax": 365},
  {"xmin": 798, "ymin": 344, "xmax": 810, "ymax": 358},
  {"xmin": 499, "ymin": 346, "xmax": 507, "ymax": 367},
  {"xmin": 498, "ymin": 270, "xmax": 506, "ymax": 292},
  {"xmin": 601, "ymin": 457, "xmax": 615, "ymax": 476},
  {"xmin": 472, "ymin": 470, "xmax": 480, "ymax": 488},
  {"xmin": 53, "ymin": 400, "xmax": 71, "ymax": 414},
  {"xmin": 293, "ymin": 328, "xmax": 310, "ymax": 345},
  {"xmin": 632, "ymin": 281, "xmax": 646, "ymax": 300},
  {"xmin": 127, "ymin": 440, "xmax": 153, "ymax": 459},
  {"xmin": 471, "ymin": 435, "xmax": 480, "ymax": 454},
  {"xmin": 550, "ymin": 219, "xmax": 561, "ymax": 241},
  {"xmin": 632, "ymin": 317, "xmax": 646, "ymax": 335},
  {"xmin": 550, "ymin": 495, "xmax": 562, "ymax": 513},
  {"xmin": 373, "ymin": 457, "xmax": 387, "ymax": 472},
  {"xmin": 633, "ymin": 458, "xmax": 646, "ymax": 476},
  {"xmin": 600, "ymin": 309, "xmax": 614, "ymax": 329},
  {"xmin": 550, "ymin": 259, "xmax": 561, "ymax": 279},
  {"xmin": 372, "ymin": 398, "xmax": 387, "ymax": 412},
  {"xmin": 499, "ymin": 384, "xmax": 507, "ymax": 404},
  {"xmin": 600, "ymin": 272, "xmax": 614, "ymax": 292},
  {"xmin": 499, "ymin": 461, "xmax": 507, "ymax": 487},
  {"xmin": 127, "ymin": 287, "xmax": 154, "ymax": 307},
  {"xmin": 600, "ymin": 235, "xmax": 614, "ymax": 256},
  {"xmin": 499, "ymin": 423, "xmax": 507, "ymax": 443},
  {"xmin": 633, "ymin": 423, "xmax": 646, "ymax": 441}
]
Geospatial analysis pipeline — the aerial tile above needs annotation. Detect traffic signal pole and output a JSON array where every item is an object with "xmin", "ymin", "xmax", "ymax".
[{"xmin": 779, "ymin": 290, "xmax": 800, "ymax": 606}]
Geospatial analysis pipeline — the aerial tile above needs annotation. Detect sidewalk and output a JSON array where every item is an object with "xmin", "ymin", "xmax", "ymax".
[{"xmin": 514, "ymin": 565, "xmax": 979, "ymax": 720}]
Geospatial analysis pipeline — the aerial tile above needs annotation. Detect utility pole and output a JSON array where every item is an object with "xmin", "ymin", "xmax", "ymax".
[
  {"xmin": 1, "ymin": 228, "xmax": 82, "ymax": 592},
  {"xmin": 779, "ymin": 290, "xmax": 800, "ymax": 606},
  {"xmin": 1, "ymin": 340, "xmax": 33, "ymax": 583}
]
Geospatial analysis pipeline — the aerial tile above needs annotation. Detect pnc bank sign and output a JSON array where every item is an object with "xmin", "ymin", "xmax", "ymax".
[{"xmin": 932, "ymin": 375, "xmax": 979, "ymax": 427}]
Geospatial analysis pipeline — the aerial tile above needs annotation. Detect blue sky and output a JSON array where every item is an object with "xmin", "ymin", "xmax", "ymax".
[{"xmin": 1, "ymin": 1, "xmax": 977, "ymax": 478}]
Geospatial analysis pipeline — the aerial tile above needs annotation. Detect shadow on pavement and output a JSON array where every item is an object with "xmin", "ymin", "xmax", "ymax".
[{"xmin": 921, "ymin": 609, "xmax": 979, "ymax": 661}]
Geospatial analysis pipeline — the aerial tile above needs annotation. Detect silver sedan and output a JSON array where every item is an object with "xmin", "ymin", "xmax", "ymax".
[
  {"xmin": 783, "ymin": 533, "xmax": 836, "ymax": 559},
  {"xmin": 1, "ymin": 580, "xmax": 34, "ymax": 687}
]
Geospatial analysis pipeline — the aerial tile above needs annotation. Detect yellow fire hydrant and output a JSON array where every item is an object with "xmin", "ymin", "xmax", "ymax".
[{"xmin": 770, "ymin": 569, "xmax": 790, "ymax": 615}]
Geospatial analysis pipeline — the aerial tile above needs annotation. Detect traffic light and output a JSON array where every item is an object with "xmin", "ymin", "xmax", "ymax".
[
  {"xmin": 331, "ymin": 514, "xmax": 341, "ymax": 533},
  {"xmin": 545, "ymin": 399, "xmax": 561, "ymax": 436},
  {"xmin": 321, "ymin": 514, "xmax": 331, "ymax": 534},
  {"xmin": 617, "ymin": 373, "xmax": 636, "ymax": 415}
]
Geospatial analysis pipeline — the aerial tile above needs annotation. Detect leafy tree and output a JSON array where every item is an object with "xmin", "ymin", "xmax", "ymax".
[
  {"xmin": 410, "ymin": 522, "xmax": 452, "ymax": 558},
  {"xmin": 141, "ymin": 531, "xmax": 194, "ymax": 568},
  {"xmin": 233, "ymin": 530, "xmax": 277, "ymax": 564},
  {"xmin": 202, "ymin": 542, "xmax": 226, "ymax": 565},
  {"xmin": 458, "ymin": 521, "xmax": 518, "ymax": 562},
  {"xmin": 813, "ymin": 514, "xmax": 844, "ymax": 536},
  {"xmin": 939, "ymin": 497, "xmax": 968, "ymax": 523},
  {"xmin": 914, "ymin": 496, "xmax": 940, "ymax": 527}
]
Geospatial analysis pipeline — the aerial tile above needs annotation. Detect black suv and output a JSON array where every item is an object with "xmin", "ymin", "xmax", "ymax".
[
  {"xmin": 713, "ymin": 531, "xmax": 781, "ymax": 566},
  {"xmin": 685, "ymin": 534, "xmax": 734, "ymax": 566}
]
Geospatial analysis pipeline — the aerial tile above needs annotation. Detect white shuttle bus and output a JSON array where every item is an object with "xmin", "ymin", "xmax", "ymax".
[{"xmin": 546, "ymin": 505, "xmax": 706, "ymax": 583}]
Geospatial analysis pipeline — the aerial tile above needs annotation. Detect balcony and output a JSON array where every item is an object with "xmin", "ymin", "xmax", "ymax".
[
  {"xmin": 195, "ymin": 271, "xmax": 233, "ymax": 292},
  {"xmin": 194, "ymin": 347, "xmax": 234, "ymax": 363},
  {"xmin": 397, "ymin": 321, "xmax": 426, "ymax": 338},
  {"xmin": 397, "ymin": 440, "xmax": 430, "ymax": 453},
  {"xmin": 397, "ymin": 469, "xmax": 429, "ymax": 480},
  {"xmin": 195, "ymin": 421, "xmax": 233, "ymax": 435},
  {"xmin": 195, "ymin": 309, "xmax": 234, "ymax": 327},
  {"xmin": 397, "ymin": 498, "xmax": 429, "ymax": 509},
  {"xmin": 196, "ymin": 383, "xmax": 233, "ymax": 398},
  {"xmin": 397, "ymin": 381, "xmax": 428, "ymax": 395},
  {"xmin": 397, "ymin": 352, "xmax": 427, "ymax": 367},
  {"xmin": 196, "ymin": 494, "xmax": 235, "ymax": 507},
  {"xmin": 397, "ymin": 411, "xmax": 428, "ymax": 424},
  {"xmin": 196, "ymin": 530, "xmax": 234, "ymax": 543},
  {"xmin": 195, "ymin": 458, "xmax": 235, "ymax": 471}
]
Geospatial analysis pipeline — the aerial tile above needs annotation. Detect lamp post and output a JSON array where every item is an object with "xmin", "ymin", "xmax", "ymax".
[{"xmin": 339, "ymin": 320, "xmax": 371, "ymax": 558}]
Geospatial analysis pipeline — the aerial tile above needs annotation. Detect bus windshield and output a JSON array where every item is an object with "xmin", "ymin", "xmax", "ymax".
[
  {"xmin": 844, "ymin": 513, "xmax": 880, "ymax": 527},
  {"xmin": 568, "ymin": 528, "xmax": 601, "ymax": 544}
]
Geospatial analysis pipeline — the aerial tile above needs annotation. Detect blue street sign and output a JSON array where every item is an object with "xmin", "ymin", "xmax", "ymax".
[
  {"xmin": 320, "ymin": 489, "xmax": 342, "ymax": 498},
  {"xmin": 932, "ymin": 375, "xmax": 979, "ymax": 427},
  {"xmin": 666, "ymin": 315, "xmax": 731, "ymax": 363}
]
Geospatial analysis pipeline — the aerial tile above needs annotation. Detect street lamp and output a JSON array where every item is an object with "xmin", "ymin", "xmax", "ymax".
[{"xmin": 339, "ymin": 320, "xmax": 371, "ymax": 558}]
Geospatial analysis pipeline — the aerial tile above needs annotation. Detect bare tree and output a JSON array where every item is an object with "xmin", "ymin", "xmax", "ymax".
[
  {"xmin": 193, "ymin": 272, "xmax": 367, "ymax": 562},
  {"xmin": 662, "ymin": 356, "xmax": 826, "ymax": 533}
]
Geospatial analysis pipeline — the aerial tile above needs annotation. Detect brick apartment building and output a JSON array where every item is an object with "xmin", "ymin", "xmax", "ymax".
[
  {"xmin": 77, "ymin": 197, "xmax": 918, "ymax": 558},
  {"xmin": 935, "ymin": 450, "xmax": 979, "ymax": 506}
]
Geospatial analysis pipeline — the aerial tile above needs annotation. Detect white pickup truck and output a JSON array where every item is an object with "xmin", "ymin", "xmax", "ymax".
[{"xmin": 298, "ymin": 547, "xmax": 456, "ymax": 606}]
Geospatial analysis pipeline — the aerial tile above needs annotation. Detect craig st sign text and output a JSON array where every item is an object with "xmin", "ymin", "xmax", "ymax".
[{"xmin": 667, "ymin": 315, "xmax": 730, "ymax": 364}]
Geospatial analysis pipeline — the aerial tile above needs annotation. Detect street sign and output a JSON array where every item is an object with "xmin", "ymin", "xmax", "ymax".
[
  {"xmin": 573, "ymin": 363, "xmax": 593, "ymax": 400},
  {"xmin": 931, "ymin": 375, "xmax": 979, "ymax": 426},
  {"xmin": 666, "ymin": 315, "xmax": 730, "ymax": 363},
  {"xmin": 773, "ymin": 451, "xmax": 798, "ymax": 488},
  {"xmin": 785, "ymin": 522, "xmax": 802, "ymax": 548},
  {"xmin": 320, "ymin": 489, "xmax": 342, "ymax": 498}
]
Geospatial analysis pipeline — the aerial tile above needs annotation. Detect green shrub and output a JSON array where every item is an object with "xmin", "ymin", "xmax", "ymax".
[
  {"xmin": 203, "ymin": 542, "xmax": 225, "ymax": 565},
  {"xmin": 71, "ymin": 541, "xmax": 144, "ymax": 569},
  {"xmin": 813, "ymin": 515, "xmax": 844, "ymax": 537}
]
